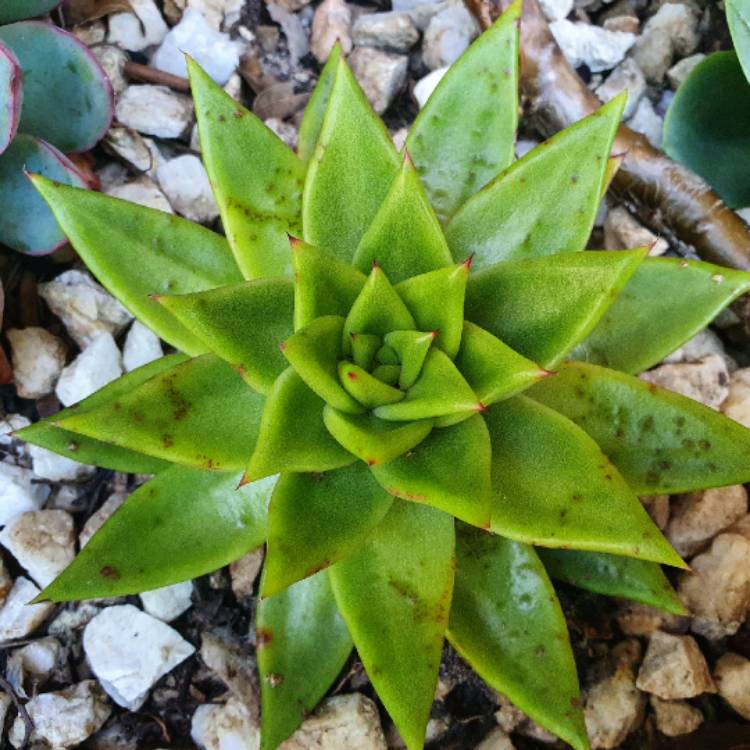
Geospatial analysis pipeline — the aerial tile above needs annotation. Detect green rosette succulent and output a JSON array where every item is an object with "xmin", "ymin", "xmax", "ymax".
[{"xmin": 18, "ymin": 3, "xmax": 750, "ymax": 748}]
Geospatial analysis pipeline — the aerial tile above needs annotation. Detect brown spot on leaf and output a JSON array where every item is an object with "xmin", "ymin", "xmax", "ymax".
[{"xmin": 100, "ymin": 565, "xmax": 120, "ymax": 580}]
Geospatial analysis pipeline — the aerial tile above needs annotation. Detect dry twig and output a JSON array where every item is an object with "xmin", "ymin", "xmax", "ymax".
[{"xmin": 123, "ymin": 62, "xmax": 191, "ymax": 93}]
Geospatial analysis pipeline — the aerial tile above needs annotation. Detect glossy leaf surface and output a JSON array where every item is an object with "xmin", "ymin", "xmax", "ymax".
[
  {"xmin": 448, "ymin": 529, "xmax": 587, "ymax": 750},
  {"xmin": 157, "ymin": 279, "xmax": 294, "ymax": 393},
  {"xmin": 0, "ymin": 0, "xmax": 61, "ymax": 24},
  {"xmin": 406, "ymin": 1, "xmax": 520, "ymax": 222},
  {"xmin": 530, "ymin": 361, "xmax": 750, "ymax": 493},
  {"xmin": 728, "ymin": 0, "xmax": 750, "ymax": 83},
  {"xmin": 465, "ymin": 249, "xmax": 645, "ymax": 368},
  {"xmin": 330, "ymin": 501, "xmax": 454, "ymax": 750},
  {"xmin": 257, "ymin": 571, "xmax": 352, "ymax": 750},
  {"xmin": 0, "ymin": 41, "xmax": 20, "ymax": 155},
  {"xmin": 575, "ymin": 257, "xmax": 750, "ymax": 374},
  {"xmin": 263, "ymin": 464, "xmax": 393, "ymax": 595},
  {"xmin": 41, "ymin": 467, "xmax": 274, "ymax": 601},
  {"xmin": 446, "ymin": 95, "xmax": 625, "ymax": 267},
  {"xmin": 486, "ymin": 396, "xmax": 683, "ymax": 567},
  {"xmin": 539, "ymin": 548, "xmax": 686, "ymax": 615},
  {"xmin": 57, "ymin": 355, "xmax": 263, "ymax": 471},
  {"xmin": 32, "ymin": 177, "xmax": 243, "ymax": 353}
]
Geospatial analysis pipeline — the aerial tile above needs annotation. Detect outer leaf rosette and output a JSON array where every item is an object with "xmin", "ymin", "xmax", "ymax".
[{"xmin": 20, "ymin": 3, "xmax": 750, "ymax": 749}]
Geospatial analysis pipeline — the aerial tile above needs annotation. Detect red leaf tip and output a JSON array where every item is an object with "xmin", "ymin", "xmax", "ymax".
[
  {"xmin": 237, "ymin": 473, "xmax": 251, "ymax": 488},
  {"xmin": 538, "ymin": 368, "xmax": 557, "ymax": 379},
  {"xmin": 371, "ymin": 259, "xmax": 380, "ymax": 270},
  {"xmin": 475, "ymin": 401, "xmax": 487, "ymax": 413},
  {"xmin": 346, "ymin": 370, "xmax": 358, "ymax": 381},
  {"xmin": 462, "ymin": 253, "xmax": 475, "ymax": 271},
  {"xmin": 287, "ymin": 234, "xmax": 303, "ymax": 249},
  {"xmin": 278, "ymin": 341, "xmax": 287, "ymax": 352},
  {"xmin": 402, "ymin": 149, "xmax": 414, "ymax": 168}
]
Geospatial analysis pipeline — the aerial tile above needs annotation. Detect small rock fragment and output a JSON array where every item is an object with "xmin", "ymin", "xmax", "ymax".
[
  {"xmin": 310, "ymin": 0, "xmax": 352, "ymax": 63},
  {"xmin": 7, "ymin": 327, "xmax": 66, "ymax": 399},
  {"xmin": 123, "ymin": 321, "xmax": 163, "ymax": 372},
  {"xmin": 7, "ymin": 637, "xmax": 62, "ymax": 693},
  {"xmin": 721, "ymin": 368, "xmax": 750, "ymax": 428},
  {"xmin": 265, "ymin": 117, "xmax": 298, "ymax": 150},
  {"xmin": 474, "ymin": 727, "xmax": 516, "ymax": 750},
  {"xmin": 29, "ymin": 445, "xmax": 96, "ymax": 483},
  {"xmin": 636, "ymin": 631, "xmax": 715, "ymax": 699},
  {"xmin": 422, "ymin": 2, "xmax": 479, "ymax": 70},
  {"xmin": 55, "ymin": 333, "xmax": 124, "ymax": 407},
  {"xmin": 603, "ymin": 206, "xmax": 668, "ymax": 256},
  {"xmin": 538, "ymin": 0, "xmax": 573, "ymax": 21},
  {"xmin": 157, "ymin": 154, "xmax": 219, "ymax": 222},
  {"xmin": 0, "ymin": 558, "xmax": 11, "ymax": 605},
  {"xmin": 639, "ymin": 355, "xmax": 729, "ymax": 410},
  {"xmin": 714, "ymin": 652, "xmax": 750, "ymax": 720},
  {"xmin": 229, "ymin": 548, "xmax": 263, "ymax": 600},
  {"xmin": 626, "ymin": 96, "xmax": 663, "ymax": 149},
  {"xmin": 549, "ymin": 20, "xmax": 636, "ymax": 72},
  {"xmin": 664, "ymin": 329, "xmax": 735, "ymax": 371},
  {"xmin": 641, "ymin": 494, "xmax": 670, "ymax": 530},
  {"xmin": 494, "ymin": 694, "xmax": 557, "ymax": 743},
  {"xmin": 616, "ymin": 602, "xmax": 686, "ymax": 637},
  {"xmin": 80, "ymin": 493, "xmax": 127, "ymax": 549},
  {"xmin": 649, "ymin": 696, "xmax": 703, "ymax": 737},
  {"xmin": 108, "ymin": 0, "xmax": 169, "ymax": 52},
  {"xmin": 413, "ymin": 66, "xmax": 448, "ymax": 108},
  {"xmin": 350, "ymin": 47, "xmax": 408, "ymax": 115},
  {"xmin": 0, "ymin": 463, "xmax": 50, "ymax": 525},
  {"xmin": 116, "ymin": 85, "xmax": 194, "ymax": 139},
  {"xmin": 192, "ymin": 696, "xmax": 259, "ymax": 750},
  {"xmin": 140, "ymin": 581, "xmax": 193, "ymax": 622},
  {"xmin": 596, "ymin": 58, "xmax": 646, "ymax": 119},
  {"xmin": 353, "ymin": 12, "xmax": 420, "ymax": 53},
  {"xmin": 200, "ymin": 630, "xmax": 258, "ymax": 714},
  {"xmin": 0, "ymin": 577, "xmax": 54, "ymax": 640},
  {"xmin": 83, "ymin": 604, "xmax": 195, "ymax": 710},
  {"xmin": 267, "ymin": 2, "xmax": 309, "ymax": 63},
  {"xmin": 108, "ymin": 175, "xmax": 173, "ymax": 215},
  {"xmin": 603, "ymin": 15, "xmax": 639, "ymax": 34},
  {"xmin": 667, "ymin": 53, "xmax": 705, "ymax": 90},
  {"xmin": 90, "ymin": 44, "xmax": 129, "ymax": 96}
]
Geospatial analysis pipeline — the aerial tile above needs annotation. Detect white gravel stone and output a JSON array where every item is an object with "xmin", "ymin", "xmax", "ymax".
[
  {"xmin": 229, "ymin": 548, "xmax": 263, "ymax": 600},
  {"xmin": 474, "ymin": 727, "xmax": 516, "ymax": 750},
  {"xmin": 636, "ymin": 631, "xmax": 715, "ymax": 699},
  {"xmin": 0, "ymin": 510, "xmax": 75, "ymax": 588},
  {"xmin": 6, "ymin": 327, "xmax": 66, "ymax": 400},
  {"xmin": 152, "ymin": 8, "xmax": 244, "ymax": 84},
  {"xmin": 107, "ymin": 176, "xmax": 174, "ymax": 214},
  {"xmin": 615, "ymin": 602, "xmax": 687, "ymax": 637},
  {"xmin": 80, "ymin": 492, "xmax": 127, "ymax": 549},
  {"xmin": 664, "ymin": 328, "xmax": 735, "ymax": 371},
  {"xmin": 157, "ymin": 155, "xmax": 219, "ymax": 223},
  {"xmin": 116, "ymin": 85, "xmax": 194, "ymax": 139},
  {"xmin": 310, "ymin": 0, "xmax": 352, "ymax": 63},
  {"xmin": 721, "ymin": 367, "xmax": 750, "ymax": 428},
  {"xmin": 9, "ymin": 680, "xmax": 111, "ymax": 749},
  {"xmin": 353, "ymin": 12, "xmax": 420, "ymax": 53},
  {"xmin": 413, "ymin": 66, "xmax": 449, "ymax": 108},
  {"xmin": 494, "ymin": 694, "xmax": 557, "ymax": 743},
  {"xmin": 626, "ymin": 96, "xmax": 663, "ymax": 149},
  {"xmin": 123, "ymin": 321, "xmax": 163, "ymax": 372},
  {"xmin": 265, "ymin": 117, "xmax": 298, "ymax": 150},
  {"xmin": 0, "ymin": 413, "xmax": 30, "ymax": 449},
  {"xmin": 549, "ymin": 20, "xmax": 636, "ymax": 72},
  {"xmin": 140, "ymin": 581, "xmax": 193, "ymax": 622},
  {"xmin": 0, "ymin": 462, "xmax": 51, "ymax": 526},
  {"xmin": 108, "ymin": 0, "xmax": 169, "ymax": 52},
  {"xmin": 39, "ymin": 270, "xmax": 132, "ymax": 350},
  {"xmin": 596, "ymin": 58, "xmax": 646, "ymax": 119},
  {"xmin": 639, "ymin": 354, "xmax": 730, "ymax": 410},
  {"xmin": 714, "ymin": 652, "xmax": 750, "ymax": 720},
  {"xmin": 422, "ymin": 2, "xmax": 479, "ymax": 70},
  {"xmin": 538, "ymin": 0, "xmax": 572, "ymax": 21},
  {"xmin": 8, "ymin": 637, "xmax": 62, "ymax": 690},
  {"xmin": 28, "ymin": 445, "xmax": 95, "ymax": 483},
  {"xmin": 0, "ymin": 577, "xmax": 53, "ymax": 640},
  {"xmin": 649, "ymin": 696, "xmax": 703, "ymax": 737},
  {"xmin": 90, "ymin": 44, "xmax": 129, "ymax": 96},
  {"xmin": 55, "ymin": 333, "xmax": 123, "ymax": 407},
  {"xmin": 603, "ymin": 206, "xmax": 668, "ymax": 255},
  {"xmin": 83, "ymin": 604, "xmax": 195, "ymax": 710},
  {"xmin": 192, "ymin": 696, "xmax": 259, "ymax": 750},
  {"xmin": 667, "ymin": 53, "xmax": 706, "ymax": 90},
  {"xmin": 0, "ymin": 558, "xmax": 11, "ymax": 604},
  {"xmin": 0, "ymin": 692, "xmax": 10, "ymax": 737},
  {"xmin": 350, "ymin": 47, "xmax": 408, "ymax": 115}
]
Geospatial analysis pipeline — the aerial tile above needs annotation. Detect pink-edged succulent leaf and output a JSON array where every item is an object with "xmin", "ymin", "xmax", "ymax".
[
  {"xmin": 351, "ymin": 154, "xmax": 453, "ymax": 283},
  {"xmin": 188, "ymin": 58, "xmax": 305, "ymax": 279},
  {"xmin": 55, "ymin": 354, "xmax": 264, "ymax": 472},
  {"xmin": 0, "ymin": 41, "xmax": 21, "ymax": 155},
  {"xmin": 16, "ymin": 354, "xmax": 187, "ymax": 473},
  {"xmin": 329, "ymin": 500, "xmax": 455, "ymax": 750},
  {"xmin": 32, "ymin": 176, "xmax": 243, "ymax": 354},
  {"xmin": 245, "ymin": 368, "xmax": 354, "ymax": 482},
  {"xmin": 0, "ymin": 21, "xmax": 112, "ymax": 152},
  {"xmin": 302, "ymin": 55, "xmax": 400, "ymax": 261},
  {"xmin": 486, "ymin": 395, "xmax": 684, "ymax": 567},
  {"xmin": 0, "ymin": 0, "xmax": 61, "ymax": 23},
  {"xmin": 539, "ymin": 548, "xmax": 686, "ymax": 615},
  {"xmin": 446, "ymin": 95, "xmax": 625, "ymax": 268},
  {"xmin": 574, "ymin": 257, "xmax": 750, "ymax": 374},
  {"xmin": 156, "ymin": 279, "xmax": 294, "ymax": 394},
  {"xmin": 406, "ymin": 0, "xmax": 520, "ymax": 223},
  {"xmin": 448, "ymin": 529, "xmax": 587, "ymax": 750},
  {"xmin": 257, "ymin": 570, "xmax": 352, "ymax": 750},
  {"xmin": 371, "ymin": 414, "xmax": 493, "ymax": 528},
  {"xmin": 530, "ymin": 361, "xmax": 750, "ymax": 493},
  {"xmin": 40, "ymin": 467, "xmax": 274, "ymax": 602},
  {"xmin": 262, "ymin": 464, "xmax": 393, "ymax": 596},
  {"xmin": 0, "ymin": 136, "xmax": 87, "ymax": 255},
  {"xmin": 465, "ymin": 248, "xmax": 646, "ymax": 368}
]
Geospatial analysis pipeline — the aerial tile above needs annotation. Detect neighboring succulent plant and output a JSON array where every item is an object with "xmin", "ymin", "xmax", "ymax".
[
  {"xmin": 18, "ymin": 3, "xmax": 750, "ymax": 748},
  {"xmin": 0, "ymin": 0, "xmax": 112, "ymax": 254}
]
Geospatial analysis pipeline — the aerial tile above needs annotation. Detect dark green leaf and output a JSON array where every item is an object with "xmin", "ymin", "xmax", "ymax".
[
  {"xmin": 728, "ymin": 0, "xmax": 750, "ymax": 83},
  {"xmin": 0, "ymin": 0, "xmax": 61, "ymax": 23}
]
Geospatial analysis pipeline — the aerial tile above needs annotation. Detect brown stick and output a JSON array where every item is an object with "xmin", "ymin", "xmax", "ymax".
[
  {"xmin": 467, "ymin": 0, "xmax": 750, "ymax": 276},
  {"xmin": 123, "ymin": 61, "xmax": 190, "ymax": 93}
]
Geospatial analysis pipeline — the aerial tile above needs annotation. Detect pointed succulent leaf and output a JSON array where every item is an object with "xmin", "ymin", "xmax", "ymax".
[
  {"xmin": 188, "ymin": 58, "xmax": 304, "ymax": 278},
  {"xmin": 448, "ymin": 528, "xmax": 587, "ymax": 750},
  {"xmin": 446, "ymin": 95, "xmax": 625, "ymax": 268},
  {"xmin": 40, "ymin": 467, "xmax": 274, "ymax": 601},
  {"xmin": 374, "ymin": 348, "xmax": 480, "ymax": 421},
  {"xmin": 465, "ymin": 249, "xmax": 646, "ymax": 368},
  {"xmin": 343, "ymin": 266, "xmax": 416, "ymax": 352},
  {"xmin": 338, "ymin": 361, "xmax": 405, "ymax": 408},
  {"xmin": 0, "ymin": 42, "xmax": 21, "ymax": 155},
  {"xmin": 371, "ymin": 414, "xmax": 492, "ymax": 528},
  {"xmin": 372, "ymin": 364, "xmax": 401, "ymax": 385},
  {"xmin": 539, "ymin": 548, "xmax": 686, "ymax": 615},
  {"xmin": 383, "ymin": 330, "xmax": 435, "ymax": 389},
  {"xmin": 257, "ymin": 571, "xmax": 352, "ymax": 750},
  {"xmin": 486, "ymin": 396, "xmax": 683, "ymax": 567},
  {"xmin": 575, "ymin": 257, "xmax": 750, "ymax": 374},
  {"xmin": 245, "ymin": 369, "xmax": 354, "ymax": 483},
  {"xmin": 330, "ymin": 501, "xmax": 454, "ymax": 750},
  {"xmin": 17, "ymin": 354, "xmax": 187, "ymax": 473},
  {"xmin": 351, "ymin": 333, "xmax": 382, "ymax": 370},
  {"xmin": 32, "ymin": 177, "xmax": 243, "ymax": 354},
  {"xmin": 282, "ymin": 316, "xmax": 364, "ymax": 414},
  {"xmin": 323, "ymin": 406, "xmax": 434, "ymax": 466},
  {"xmin": 351, "ymin": 155, "xmax": 453, "ymax": 283},
  {"xmin": 297, "ymin": 44, "xmax": 342, "ymax": 163},
  {"xmin": 1, "ymin": 137, "xmax": 87, "ymax": 256},
  {"xmin": 157, "ymin": 279, "xmax": 293, "ymax": 393},
  {"xmin": 601, "ymin": 153, "xmax": 625, "ymax": 198},
  {"xmin": 454, "ymin": 321, "xmax": 547, "ymax": 407},
  {"xmin": 406, "ymin": 0, "xmax": 520, "ymax": 222},
  {"xmin": 376, "ymin": 344, "xmax": 398, "ymax": 365},
  {"xmin": 395, "ymin": 262, "xmax": 470, "ymax": 359},
  {"xmin": 303, "ymin": 57, "xmax": 400, "ymax": 260},
  {"xmin": 530, "ymin": 361, "xmax": 750, "ymax": 493},
  {"xmin": 0, "ymin": 0, "xmax": 61, "ymax": 23},
  {"xmin": 291, "ymin": 238, "xmax": 366, "ymax": 330},
  {"xmin": 56, "ymin": 355, "xmax": 264, "ymax": 471},
  {"xmin": 262, "ymin": 464, "xmax": 393, "ymax": 596}
]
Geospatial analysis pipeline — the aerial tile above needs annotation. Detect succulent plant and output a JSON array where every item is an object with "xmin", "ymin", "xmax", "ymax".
[
  {"xmin": 18, "ymin": 2, "xmax": 750, "ymax": 747},
  {"xmin": 0, "ymin": 1, "xmax": 112, "ymax": 254}
]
